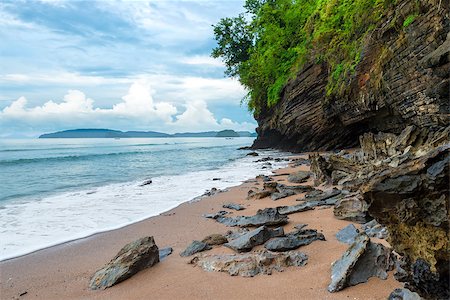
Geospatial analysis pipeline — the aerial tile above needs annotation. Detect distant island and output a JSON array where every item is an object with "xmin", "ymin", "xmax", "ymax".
[{"xmin": 39, "ymin": 129, "xmax": 257, "ymax": 138}]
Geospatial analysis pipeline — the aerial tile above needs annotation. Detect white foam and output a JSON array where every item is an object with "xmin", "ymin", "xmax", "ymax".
[{"xmin": 0, "ymin": 150, "xmax": 289, "ymax": 261}]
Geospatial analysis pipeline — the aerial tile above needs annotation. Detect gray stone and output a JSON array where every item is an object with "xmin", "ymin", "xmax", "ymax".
[
  {"xmin": 336, "ymin": 224, "xmax": 360, "ymax": 244},
  {"xmin": 215, "ymin": 208, "xmax": 289, "ymax": 227},
  {"xmin": 328, "ymin": 233, "xmax": 369, "ymax": 293},
  {"xmin": 224, "ymin": 226, "xmax": 284, "ymax": 252},
  {"xmin": 388, "ymin": 288, "xmax": 422, "ymax": 300},
  {"xmin": 334, "ymin": 194, "xmax": 370, "ymax": 224},
  {"xmin": 203, "ymin": 210, "xmax": 229, "ymax": 219},
  {"xmin": 190, "ymin": 250, "xmax": 308, "ymax": 277},
  {"xmin": 271, "ymin": 190, "xmax": 295, "ymax": 201},
  {"xmin": 202, "ymin": 234, "xmax": 228, "ymax": 246},
  {"xmin": 361, "ymin": 219, "xmax": 388, "ymax": 239},
  {"xmin": 180, "ymin": 240, "xmax": 212, "ymax": 257},
  {"xmin": 298, "ymin": 188, "xmax": 341, "ymax": 202},
  {"xmin": 139, "ymin": 179, "xmax": 153, "ymax": 186},
  {"xmin": 159, "ymin": 247, "xmax": 173, "ymax": 261},
  {"xmin": 287, "ymin": 171, "xmax": 311, "ymax": 183},
  {"xmin": 277, "ymin": 197, "xmax": 337, "ymax": 215},
  {"xmin": 223, "ymin": 203, "xmax": 245, "ymax": 211},
  {"xmin": 265, "ymin": 228, "xmax": 325, "ymax": 251},
  {"xmin": 328, "ymin": 233, "xmax": 396, "ymax": 293},
  {"xmin": 89, "ymin": 236, "xmax": 159, "ymax": 290}
]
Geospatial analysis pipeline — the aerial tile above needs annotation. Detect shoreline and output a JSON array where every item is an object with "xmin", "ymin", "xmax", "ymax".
[
  {"xmin": 0, "ymin": 148, "xmax": 290, "ymax": 262},
  {"xmin": 0, "ymin": 156, "xmax": 401, "ymax": 299}
]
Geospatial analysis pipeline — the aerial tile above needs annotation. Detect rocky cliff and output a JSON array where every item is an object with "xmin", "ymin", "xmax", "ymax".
[{"xmin": 252, "ymin": 0, "xmax": 449, "ymax": 152}]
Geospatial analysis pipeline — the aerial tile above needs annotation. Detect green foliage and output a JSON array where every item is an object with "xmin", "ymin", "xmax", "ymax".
[
  {"xmin": 212, "ymin": 0, "xmax": 396, "ymax": 113},
  {"xmin": 403, "ymin": 14, "xmax": 417, "ymax": 27}
]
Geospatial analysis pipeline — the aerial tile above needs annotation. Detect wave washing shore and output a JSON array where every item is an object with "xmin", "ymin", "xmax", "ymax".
[{"xmin": 0, "ymin": 138, "xmax": 289, "ymax": 261}]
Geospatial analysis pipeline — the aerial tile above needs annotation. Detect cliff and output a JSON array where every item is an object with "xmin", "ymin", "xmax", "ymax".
[{"xmin": 252, "ymin": 0, "xmax": 449, "ymax": 152}]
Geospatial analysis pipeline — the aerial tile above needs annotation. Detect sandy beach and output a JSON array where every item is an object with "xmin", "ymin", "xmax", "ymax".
[{"xmin": 0, "ymin": 159, "xmax": 401, "ymax": 300}]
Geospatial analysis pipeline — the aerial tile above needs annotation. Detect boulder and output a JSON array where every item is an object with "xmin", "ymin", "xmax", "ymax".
[
  {"xmin": 247, "ymin": 189, "xmax": 271, "ymax": 200},
  {"xmin": 180, "ymin": 241, "xmax": 212, "ymax": 257},
  {"xmin": 89, "ymin": 236, "xmax": 159, "ymax": 290},
  {"xmin": 224, "ymin": 226, "xmax": 284, "ymax": 252},
  {"xmin": 246, "ymin": 152, "xmax": 259, "ymax": 156},
  {"xmin": 361, "ymin": 219, "xmax": 388, "ymax": 239},
  {"xmin": 190, "ymin": 250, "xmax": 308, "ymax": 277},
  {"xmin": 223, "ymin": 203, "xmax": 245, "ymax": 211},
  {"xmin": 336, "ymin": 224, "xmax": 360, "ymax": 244},
  {"xmin": 296, "ymin": 188, "xmax": 341, "ymax": 202},
  {"xmin": 287, "ymin": 171, "xmax": 311, "ymax": 183},
  {"xmin": 334, "ymin": 193, "xmax": 370, "ymax": 223},
  {"xmin": 388, "ymin": 288, "xmax": 422, "ymax": 300},
  {"xmin": 215, "ymin": 208, "xmax": 289, "ymax": 227},
  {"xmin": 202, "ymin": 234, "xmax": 228, "ymax": 246},
  {"xmin": 362, "ymin": 145, "xmax": 449, "ymax": 299},
  {"xmin": 139, "ymin": 179, "xmax": 153, "ymax": 186},
  {"xmin": 328, "ymin": 233, "xmax": 395, "ymax": 292},
  {"xmin": 265, "ymin": 228, "xmax": 325, "ymax": 251},
  {"xmin": 271, "ymin": 190, "xmax": 295, "ymax": 201}
]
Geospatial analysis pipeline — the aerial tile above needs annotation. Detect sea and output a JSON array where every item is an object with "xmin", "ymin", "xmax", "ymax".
[{"xmin": 0, "ymin": 137, "xmax": 289, "ymax": 261}]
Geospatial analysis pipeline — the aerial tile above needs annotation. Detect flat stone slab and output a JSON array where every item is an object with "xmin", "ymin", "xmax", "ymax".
[
  {"xmin": 336, "ymin": 224, "xmax": 360, "ymax": 244},
  {"xmin": 328, "ymin": 233, "xmax": 396, "ymax": 292},
  {"xmin": 215, "ymin": 208, "xmax": 289, "ymax": 227},
  {"xmin": 277, "ymin": 197, "xmax": 337, "ymax": 215},
  {"xmin": 202, "ymin": 234, "xmax": 228, "ymax": 246},
  {"xmin": 224, "ymin": 226, "xmax": 284, "ymax": 252},
  {"xmin": 203, "ymin": 210, "xmax": 229, "ymax": 219},
  {"xmin": 180, "ymin": 240, "xmax": 212, "ymax": 257},
  {"xmin": 190, "ymin": 250, "xmax": 308, "ymax": 277},
  {"xmin": 287, "ymin": 171, "xmax": 311, "ymax": 183},
  {"xmin": 264, "ymin": 228, "xmax": 325, "ymax": 251},
  {"xmin": 89, "ymin": 236, "xmax": 160, "ymax": 290},
  {"xmin": 223, "ymin": 203, "xmax": 246, "ymax": 211}
]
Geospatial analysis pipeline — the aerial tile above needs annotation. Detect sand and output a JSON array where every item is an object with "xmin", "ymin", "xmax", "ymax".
[{"xmin": 0, "ymin": 162, "xmax": 400, "ymax": 300}]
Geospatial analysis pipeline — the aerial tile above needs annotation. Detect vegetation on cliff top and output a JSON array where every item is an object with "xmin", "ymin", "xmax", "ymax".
[{"xmin": 212, "ymin": 0, "xmax": 397, "ymax": 114}]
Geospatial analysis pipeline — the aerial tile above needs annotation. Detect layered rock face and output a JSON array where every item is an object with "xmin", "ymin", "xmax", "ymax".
[{"xmin": 252, "ymin": 0, "xmax": 449, "ymax": 152}]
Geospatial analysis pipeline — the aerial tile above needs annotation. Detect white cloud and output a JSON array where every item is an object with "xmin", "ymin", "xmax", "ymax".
[
  {"xmin": 0, "ymin": 80, "xmax": 255, "ymax": 136},
  {"xmin": 180, "ymin": 55, "xmax": 224, "ymax": 67}
]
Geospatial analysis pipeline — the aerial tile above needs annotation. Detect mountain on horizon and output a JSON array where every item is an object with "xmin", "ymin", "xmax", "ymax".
[{"xmin": 38, "ymin": 128, "xmax": 257, "ymax": 138}]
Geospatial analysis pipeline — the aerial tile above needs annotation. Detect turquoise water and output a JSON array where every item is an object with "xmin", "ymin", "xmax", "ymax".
[{"xmin": 0, "ymin": 138, "xmax": 288, "ymax": 260}]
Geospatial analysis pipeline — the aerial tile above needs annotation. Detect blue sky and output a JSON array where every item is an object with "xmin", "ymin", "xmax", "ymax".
[{"xmin": 0, "ymin": 0, "xmax": 256, "ymax": 137}]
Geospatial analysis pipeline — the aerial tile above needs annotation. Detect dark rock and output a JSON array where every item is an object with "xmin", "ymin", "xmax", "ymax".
[
  {"xmin": 159, "ymin": 247, "xmax": 173, "ymax": 261},
  {"xmin": 202, "ymin": 234, "xmax": 228, "ymax": 246},
  {"xmin": 277, "ymin": 197, "xmax": 338, "ymax": 215},
  {"xmin": 215, "ymin": 207, "xmax": 289, "ymax": 227},
  {"xmin": 388, "ymin": 288, "xmax": 422, "ymax": 300},
  {"xmin": 89, "ymin": 236, "xmax": 159, "ymax": 290},
  {"xmin": 270, "ymin": 190, "xmax": 295, "ymax": 201},
  {"xmin": 297, "ymin": 188, "xmax": 341, "ymax": 202},
  {"xmin": 328, "ymin": 233, "xmax": 396, "ymax": 292},
  {"xmin": 212, "ymin": 178, "xmax": 221, "ymax": 181},
  {"xmin": 139, "ymin": 179, "xmax": 153, "ymax": 186},
  {"xmin": 294, "ymin": 223, "xmax": 308, "ymax": 230},
  {"xmin": 256, "ymin": 156, "xmax": 273, "ymax": 162},
  {"xmin": 291, "ymin": 158, "xmax": 310, "ymax": 167},
  {"xmin": 304, "ymin": 189, "xmax": 325, "ymax": 199},
  {"xmin": 224, "ymin": 226, "xmax": 284, "ymax": 252},
  {"xmin": 201, "ymin": 187, "xmax": 222, "ymax": 197},
  {"xmin": 180, "ymin": 241, "xmax": 212, "ymax": 257},
  {"xmin": 336, "ymin": 224, "xmax": 360, "ymax": 244},
  {"xmin": 265, "ymin": 228, "xmax": 325, "ymax": 251},
  {"xmin": 223, "ymin": 203, "xmax": 245, "ymax": 211},
  {"xmin": 190, "ymin": 250, "xmax": 308, "ymax": 277},
  {"xmin": 246, "ymin": 152, "xmax": 259, "ymax": 156},
  {"xmin": 247, "ymin": 189, "xmax": 271, "ymax": 200},
  {"xmin": 238, "ymin": 146, "xmax": 252, "ymax": 150},
  {"xmin": 256, "ymin": 175, "xmax": 272, "ymax": 182},
  {"xmin": 362, "ymin": 145, "xmax": 449, "ymax": 299},
  {"xmin": 203, "ymin": 210, "xmax": 229, "ymax": 219},
  {"xmin": 361, "ymin": 219, "xmax": 388, "ymax": 239},
  {"xmin": 224, "ymin": 228, "xmax": 250, "ymax": 240},
  {"xmin": 287, "ymin": 171, "xmax": 311, "ymax": 183}
]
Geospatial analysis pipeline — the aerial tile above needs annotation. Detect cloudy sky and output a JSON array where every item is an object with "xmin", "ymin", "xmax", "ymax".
[{"xmin": 0, "ymin": 0, "xmax": 255, "ymax": 137}]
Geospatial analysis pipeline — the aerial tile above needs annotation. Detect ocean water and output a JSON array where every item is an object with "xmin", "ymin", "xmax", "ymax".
[{"xmin": 0, "ymin": 137, "xmax": 289, "ymax": 261}]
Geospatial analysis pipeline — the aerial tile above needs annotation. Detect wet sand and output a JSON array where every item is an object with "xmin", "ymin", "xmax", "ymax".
[{"xmin": 0, "ymin": 162, "xmax": 400, "ymax": 299}]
